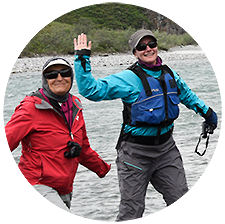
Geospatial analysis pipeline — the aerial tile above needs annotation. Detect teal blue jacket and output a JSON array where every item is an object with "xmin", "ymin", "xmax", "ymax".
[{"xmin": 74, "ymin": 50, "xmax": 210, "ymax": 136}]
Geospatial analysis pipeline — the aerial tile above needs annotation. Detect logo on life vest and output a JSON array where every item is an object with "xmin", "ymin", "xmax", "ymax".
[{"xmin": 152, "ymin": 88, "xmax": 159, "ymax": 92}]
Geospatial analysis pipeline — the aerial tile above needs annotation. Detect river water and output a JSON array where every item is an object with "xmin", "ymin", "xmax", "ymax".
[{"xmin": 4, "ymin": 50, "xmax": 222, "ymax": 221}]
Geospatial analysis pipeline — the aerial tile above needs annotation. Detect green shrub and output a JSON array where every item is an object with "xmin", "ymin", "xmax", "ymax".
[
  {"xmin": 89, "ymin": 27, "xmax": 135, "ymax": 53},
  {"xmin": 154, "ymin": 30, "xmax": 197, "ymax": 51},
  {"xmin": 19, "ymin": 21, "xmax": 197, "ymax": 57},
  {"xmin": 20, "ymin": 22, "xmax": 76, "ymax": 57}
]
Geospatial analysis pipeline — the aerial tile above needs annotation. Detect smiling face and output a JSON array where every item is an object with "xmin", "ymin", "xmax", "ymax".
[
  {"xmin": 134, "ymin": 36, "xmax": 158, "ymax": 65},
  {"xmin": 45, "ymin": 64, "xmax": 72, "ymax": 96}
]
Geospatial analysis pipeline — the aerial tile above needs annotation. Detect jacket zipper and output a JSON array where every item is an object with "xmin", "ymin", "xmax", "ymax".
[{"xmin": 61, "ymin": 108, "xmax": 74, "ymax": 140}]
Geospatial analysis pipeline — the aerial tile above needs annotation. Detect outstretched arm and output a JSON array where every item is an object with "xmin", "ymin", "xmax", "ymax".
[{"xmin": 73, "ymin": 33, "xmax": 139, "ymax": 102}]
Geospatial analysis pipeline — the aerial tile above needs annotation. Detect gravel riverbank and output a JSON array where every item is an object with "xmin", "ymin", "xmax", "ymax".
[{"xmin": 11, "ymin": 45, "xmax": 206, "ymax": 73}]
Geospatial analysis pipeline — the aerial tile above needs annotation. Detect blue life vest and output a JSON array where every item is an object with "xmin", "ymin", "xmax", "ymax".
[{"xmin": 124, "ymin": 63, "xmax": 180, "ymax": 128}]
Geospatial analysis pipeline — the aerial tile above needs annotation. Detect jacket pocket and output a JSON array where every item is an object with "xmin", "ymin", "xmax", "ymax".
[
  {"xmin": 131, "ymin": 95, "xmax": 165, "ymax": 125},
  {"xmin": 167, "ymin": 94, "xmax": 180, "ymax": 119},
  {"xmin": 20, "ymin": 150, "xmax": 43, "ymax": 183}
]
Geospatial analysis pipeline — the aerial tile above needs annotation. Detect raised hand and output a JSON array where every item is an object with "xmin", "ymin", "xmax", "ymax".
[{"xmin": 74, "ymin": 33, "xmax": 92, "ymax": 51}]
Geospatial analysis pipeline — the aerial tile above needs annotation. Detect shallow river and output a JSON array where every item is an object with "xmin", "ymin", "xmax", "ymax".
[{"xmin": 4, "ymin": 52, "xmax": 221, "ymax": 221}]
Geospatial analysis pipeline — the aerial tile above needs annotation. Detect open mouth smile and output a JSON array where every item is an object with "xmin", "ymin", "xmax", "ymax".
[{"xmin": 144, "ymin": 52, "xmax": 154, "ymax": 57}]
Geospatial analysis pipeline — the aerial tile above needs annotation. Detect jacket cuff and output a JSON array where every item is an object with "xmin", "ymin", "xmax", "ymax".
[
  {"xmin": 75, "ymin": 49, "xmax": 91, "ymax": 72},
  {"xmin": 203, "ymin": 107, "xmax": 213, "ymax": 119},
  {"xmin": 97, "ymin": 163, "xmax": 111, "ymax": 178},
  {"xmin": 75, "ymin": 49, "xmax": 91, "ymax": 56}
]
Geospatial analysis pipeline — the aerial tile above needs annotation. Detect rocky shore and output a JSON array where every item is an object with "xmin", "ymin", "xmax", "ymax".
[{"xmin": 11, "ymin": 45, "xmax": 206, "ymax": 73}]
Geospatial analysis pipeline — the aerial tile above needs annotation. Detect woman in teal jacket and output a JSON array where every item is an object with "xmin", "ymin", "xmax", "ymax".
[{"xmin": 74, "ymin": 30, "xmax": 217, "ymax": 221}]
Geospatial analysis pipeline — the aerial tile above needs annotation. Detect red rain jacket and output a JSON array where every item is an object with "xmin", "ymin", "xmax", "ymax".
[{"xmin": 5, "ymin": 93, "xmax": 110, "ymax": 195}]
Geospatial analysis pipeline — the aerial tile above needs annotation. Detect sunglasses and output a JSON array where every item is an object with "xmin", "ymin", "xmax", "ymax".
[
  {"xmin": 136, "ymin": 41, "xmax": 158, "ymax": 51},
  {"xmin": 44, "ymin": 68, "xmax": 72, "ymax": 79}
]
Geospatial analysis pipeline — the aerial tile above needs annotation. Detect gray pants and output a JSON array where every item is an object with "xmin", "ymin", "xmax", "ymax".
[{"xmin": 116, "ymin": 136, "xmax": 188, "ymax": 221}]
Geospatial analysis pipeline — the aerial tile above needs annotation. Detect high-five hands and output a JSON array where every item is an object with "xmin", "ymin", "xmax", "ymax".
[{"xmin": 74, "ymin": 33, "xmax": 92, "ymax": 51}]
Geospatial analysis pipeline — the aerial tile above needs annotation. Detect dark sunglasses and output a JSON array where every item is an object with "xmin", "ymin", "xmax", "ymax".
[
  {"xmin": 136, "ymin": 41, "xmax": 158, "ymax": 51},
  {"xmin": 44, "ymin": 68, "xmax": 72, "ymax": 79}
]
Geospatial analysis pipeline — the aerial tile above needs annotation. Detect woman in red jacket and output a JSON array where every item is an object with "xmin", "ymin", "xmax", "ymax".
[{"xmin": 5, "ymin": 57, "xmax": 111, "ymax": 211}]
